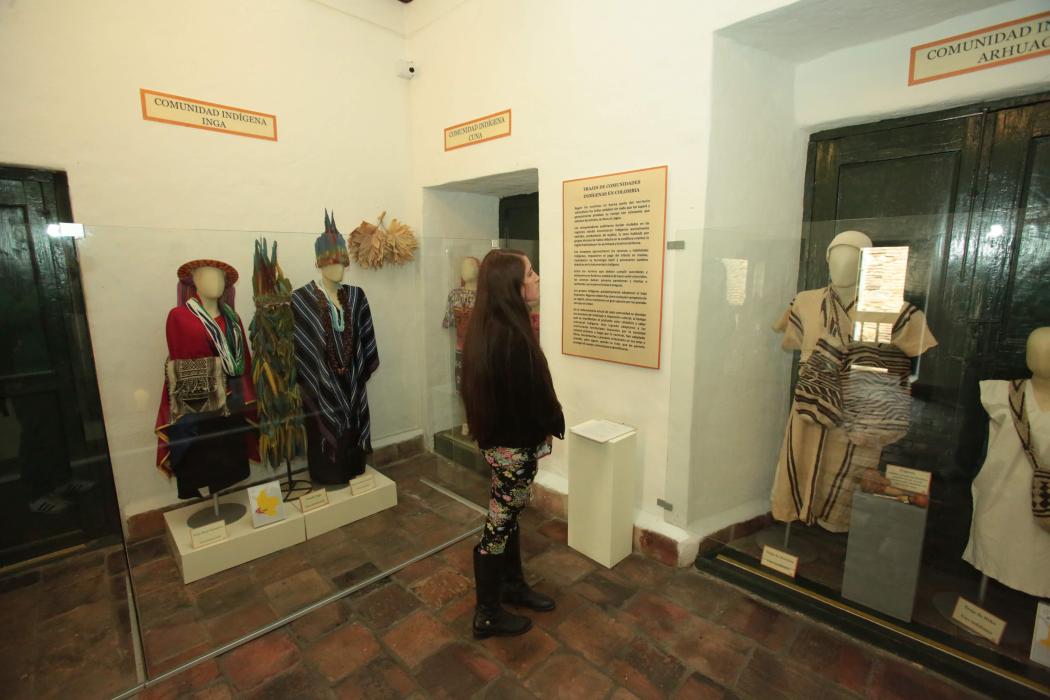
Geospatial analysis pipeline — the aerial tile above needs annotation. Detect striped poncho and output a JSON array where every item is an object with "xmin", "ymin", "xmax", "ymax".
[{"xmin": 291, "ymin": 281, "xmax": 379, "ymax": 467}]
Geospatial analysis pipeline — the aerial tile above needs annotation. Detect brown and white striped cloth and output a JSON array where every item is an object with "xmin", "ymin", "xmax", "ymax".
[{"xmin": 771, "ymin": 286, "xmax": 937, "ymax": 532}]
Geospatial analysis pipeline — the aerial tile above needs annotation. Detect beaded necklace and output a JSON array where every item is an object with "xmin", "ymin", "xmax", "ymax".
[{"xmin": 313, "ymin": 283, "xmax": 354, "ymax": 376}]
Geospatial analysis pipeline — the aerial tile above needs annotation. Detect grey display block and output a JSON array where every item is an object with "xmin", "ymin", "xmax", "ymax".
[{"xmin": 841, "ymin": 491, "xmax": 928, "ymax": 622}]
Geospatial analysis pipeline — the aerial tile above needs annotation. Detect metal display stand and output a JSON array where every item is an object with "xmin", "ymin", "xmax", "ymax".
[
  {"xmin": 281, "ymin": 457, "xmax": 312, "ymax": 502},
  {"xmin": 185, "ymin": 493, "xmax": 247, "ymax": 529}
]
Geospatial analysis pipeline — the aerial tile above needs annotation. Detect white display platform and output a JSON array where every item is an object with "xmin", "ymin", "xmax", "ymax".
[
  {"xmin": 164, "ymin": 487, "xmax": 306, "ymax": 584},
  {"xmin": 297, "ymin": 466, "xmax": 398, "ymax": 539},
  {"xmin": 567, "ymin": 421, "xmax": 637, "ymax": 568}
]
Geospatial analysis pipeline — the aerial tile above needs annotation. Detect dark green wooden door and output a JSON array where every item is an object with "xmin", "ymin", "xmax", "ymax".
[
  {"xmin": 804, "ymin": 115, "xmax": 983, "ymax": 474},
  {"xmin": 952, "ymin": 102, "xmax": 1050, "ymax": 483},
  {"xmin": 0, "ymin": 167, "xmax": 118, "ymax": 564},
  {"xmin": 972, "ymin": 103, "xmax": 1050, "ymax": 374},
  {"xmin": 802, "ymin": 96, "xmax": 1050, "ymax": 567}
]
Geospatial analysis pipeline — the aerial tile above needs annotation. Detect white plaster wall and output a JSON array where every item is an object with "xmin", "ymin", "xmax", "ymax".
[
  {"xmin": 0, "ymin": 0, "xmax": 417, "ymax": 522},
  {"xmin": 0, "ymin": 0, "xmax": 410, "ymax": 232},
  {"xmin": 405, "ymin": 0, "xmax": 716, "ymax": 519},
  {"xmin": 796, "ymin": 0, "xmax": 1050, "ymax": 130},
  {"xmin": 664, "ymin": 38, "xmax": 806, "ymax": 533},
  {"xmin": 419, "ymin": 191, "xmax": 499, "ymax": 438},
  {"xmin": 78, "ymin": 226, "xmax": 419, "ymax": 521},
  {"xmin": 9, "ymin": 0, "xmax": 1045, "ymax": 535}
]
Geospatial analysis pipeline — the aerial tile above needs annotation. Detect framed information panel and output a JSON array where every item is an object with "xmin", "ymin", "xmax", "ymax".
[{"xmin": 562, "ymin": 166, "xmax": 667, "ymax": 368}]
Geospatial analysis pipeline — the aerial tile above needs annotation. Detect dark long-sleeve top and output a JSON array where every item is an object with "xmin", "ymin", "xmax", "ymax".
[{"xmin": 472, "ymin": 330, "xmax": 564, "ymax": 450}]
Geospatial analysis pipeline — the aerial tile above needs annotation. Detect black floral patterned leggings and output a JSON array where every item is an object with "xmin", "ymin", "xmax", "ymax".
[{"xmin": 478, "ymin": 445, "xmax": 539, "ymax": 556}]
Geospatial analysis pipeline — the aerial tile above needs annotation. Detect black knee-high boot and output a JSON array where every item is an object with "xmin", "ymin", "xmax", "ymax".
[
  {"xmin": 501, "ymin": 528, "xmax": 556, "ymax": 611},
  {"xmin": 473, "ymin": 546, "xmax": 532, "ymax": 639}
]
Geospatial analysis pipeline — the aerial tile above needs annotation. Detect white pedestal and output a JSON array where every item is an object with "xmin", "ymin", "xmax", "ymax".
[
  {"xmin": 567, "ymin": 421, "xmax": 637, "ymax": 568},
  {"xmin": 164, "ymin": 487, "xmax": 306, "ymax": 584},
  {"xmin": 297, "ymin": 466, "xmax": 398, "ymax": 539}
]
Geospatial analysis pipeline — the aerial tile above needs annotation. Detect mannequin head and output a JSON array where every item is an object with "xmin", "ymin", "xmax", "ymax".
[
  {"xmin": 319, "ymin": 263, "xmax": 346, "ymax": 284},
  {"xmin": 828, "ymin": 246, "xmax": 862, "ymax": 288},
  {"xmin": 192, "ymin": 266, "xmax": 226, "ymax": 301},
  {"xmin": 460, "ymin": 257, "xmax": 480, "ymax": 287},
  {"xmin": 176, "ymin": 259, "xmax": 237, "ymax": 309},
  {"xmin": 826, "ymin": 230, "xmax": 872, "ymax": 288},
  {"xmin": 1027, "ymin": 327, "xmax": 1050, "ymax": 380}
]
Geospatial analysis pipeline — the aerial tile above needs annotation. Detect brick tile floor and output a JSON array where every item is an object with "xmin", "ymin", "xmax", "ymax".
[
  {"xmin": 0, "ymin": 452, "xmax": 1008, "ymax": 698},
  {"xmin": 131, "ymin": 511, "xmax": 993, "ymax": 700},
  {"xmin": 0, "ymin": 545, "xmax": 139, "ymax": 700},
  {"xmin": 121, "ymin": 454, "xmax": 488, "ymax": 678}
]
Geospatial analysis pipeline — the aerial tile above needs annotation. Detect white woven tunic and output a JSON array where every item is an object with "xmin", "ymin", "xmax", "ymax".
[{"xmin": 963, "ymin": 380, "xmax": 1050, "ymax": 598}]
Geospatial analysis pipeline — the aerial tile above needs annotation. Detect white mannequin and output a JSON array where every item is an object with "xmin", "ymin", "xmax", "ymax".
[
  {"xmin": 455, "ymin": 257, "xmax": 479, "ymax": 436},
  {"xmin": 192, "ymin": 267, "xmax": 226, "ymax": 317},
  {"xmin": 827, "ymin": 245, "xmax": 861, "ymax": 308},
  {"xmin": 1028, "ymin": 326, "xmax": 1050, "ymax": 411},
  {"xmin": 461, "ymin": 257, "xmax": 479, "ymax": 291},
  {"xmin": 961, "ymin": 325, "xmax": 1050, "ymax": 598},
  {"xmin": 319, "ymin": 263, "xmax": 346, "ymax": 304}
]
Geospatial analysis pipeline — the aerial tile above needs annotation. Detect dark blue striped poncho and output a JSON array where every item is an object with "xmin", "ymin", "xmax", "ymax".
[{"xmin": 291, "ymin": 281, "xmax": 379, "ymax": 462}]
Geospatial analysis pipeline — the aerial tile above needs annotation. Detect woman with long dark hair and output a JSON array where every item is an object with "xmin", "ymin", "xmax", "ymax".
[{"xmin": 461, "ymin": 249, "xmax": 564, "ymax": 638}]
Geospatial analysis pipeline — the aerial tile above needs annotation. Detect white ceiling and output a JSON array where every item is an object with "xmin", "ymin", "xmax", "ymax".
[
  {"xmin": 718, "ymin": 0, "xmax": 1014, "ymax": 62},
  {"xmin": 428, "ymin": 168, "xmax": 539, "ymax": 198}
]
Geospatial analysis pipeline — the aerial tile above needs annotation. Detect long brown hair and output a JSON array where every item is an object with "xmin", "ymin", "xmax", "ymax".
[{"xmin": 460, "ymin": 249, "xmax": 557, "ymax": 442}]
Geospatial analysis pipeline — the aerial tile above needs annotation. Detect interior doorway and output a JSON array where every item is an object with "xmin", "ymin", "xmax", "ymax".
[{"xmin": 422, "ymin": 169, "xmax": 539, "ymax": 477}]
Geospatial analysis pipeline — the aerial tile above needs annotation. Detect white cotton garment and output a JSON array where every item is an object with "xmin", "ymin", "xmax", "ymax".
[{"xmin": 963, "ymin": 380, "xmax": 1050, "ymax": 598}]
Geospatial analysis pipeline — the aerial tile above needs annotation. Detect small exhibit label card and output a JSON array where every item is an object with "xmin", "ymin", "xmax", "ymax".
[
  {"xmin": 190, "ymin": 520, "xmax": 227, "ymax": 549},
  {"xmin": 1031, "ymin": 602, "xmax": 1050, "ymax": 668},
  {"xmin": 350, "ymin": 473, "xmax": 376, "ymax": 496},
  {"xmin": 444, "ymin": 109, "xmax": 511, "ymax": 151},
  {"xmin": 857, "ymin": 246, "xmax": 909, "ymax": 315},
  {"xmin": 140, "ymin": 88, "xmax": 277, "ymax": 141},
  {"xmin": 952, "ymin": 597, "xmax": 1007, "ymax": 644},
  {"xmin": 299, "ymin": 489, "xmax": 329, "ymax": 513},
  {"xmin": 885, "ymin": 465, "xmax": 932, "ymax": 496},
  {"xmin": 760, "ymin": 546, "xmax": 799, "ymax": 577}
]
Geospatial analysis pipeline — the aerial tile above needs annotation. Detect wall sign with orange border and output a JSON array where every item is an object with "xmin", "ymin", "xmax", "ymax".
[
  {"xmin": 443, "ymin": 109, "xmax": 511, "ymax": 151},
  {"xmin": 140, "ymin": 89, "xmax": 277, "ymax": 141},
  {"xmin": 909, "ymin": 11, "xmax": 1050, "ymax": 85},
  {"xmin": 562, "ymin": 166, "xmax": 667, "ymax": 369}
]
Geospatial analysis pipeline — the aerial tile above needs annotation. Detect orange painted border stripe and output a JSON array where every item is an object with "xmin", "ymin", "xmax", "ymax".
[
  {"xmin": 140, "ymin": 88, "xmax": 278, "ymax": 141},
  {"xmin": 443, "ymin": 109, "xmax": 512, "ymax": 152},
  {"xmin": 908, "ymin": 11, "xmax": 1050, "ymax": 86},
  {"xmin": 561, "ymin": 165, "xmax": 669, "ymax": 370}
]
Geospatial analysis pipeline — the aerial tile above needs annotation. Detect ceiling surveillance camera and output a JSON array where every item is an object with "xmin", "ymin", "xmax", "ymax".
[{"xmin": 398, "ymin": 60, "xmax": 417, "ymax": 80}]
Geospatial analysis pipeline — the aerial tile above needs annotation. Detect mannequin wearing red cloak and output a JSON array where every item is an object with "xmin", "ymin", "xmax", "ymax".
[{"xmin": 154, "ymin": 260, "xmax": 259, "ymax": 498}]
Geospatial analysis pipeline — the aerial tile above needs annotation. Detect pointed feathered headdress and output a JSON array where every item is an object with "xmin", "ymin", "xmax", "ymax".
[{"xmin": 314, "ymin": 209, "xmax": 350, "ymax": 267}]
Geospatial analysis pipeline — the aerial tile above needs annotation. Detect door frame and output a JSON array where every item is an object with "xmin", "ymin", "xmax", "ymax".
[{"xmin": 806, "ymin": 90, "xmax": 1050, "ymax": 142}]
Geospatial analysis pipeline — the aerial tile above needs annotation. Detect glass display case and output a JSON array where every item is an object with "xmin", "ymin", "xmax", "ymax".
[
  {"xmin": 682, "ymin": 210, "xmax": 1050, "ymax": 695},
  {"xmin": 422, "ymin": 236, "xmax": 502, "ymax": 479},
  {"xmin": 0, "ymin": 222, "xmax": 487, "ymax": 697}
]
